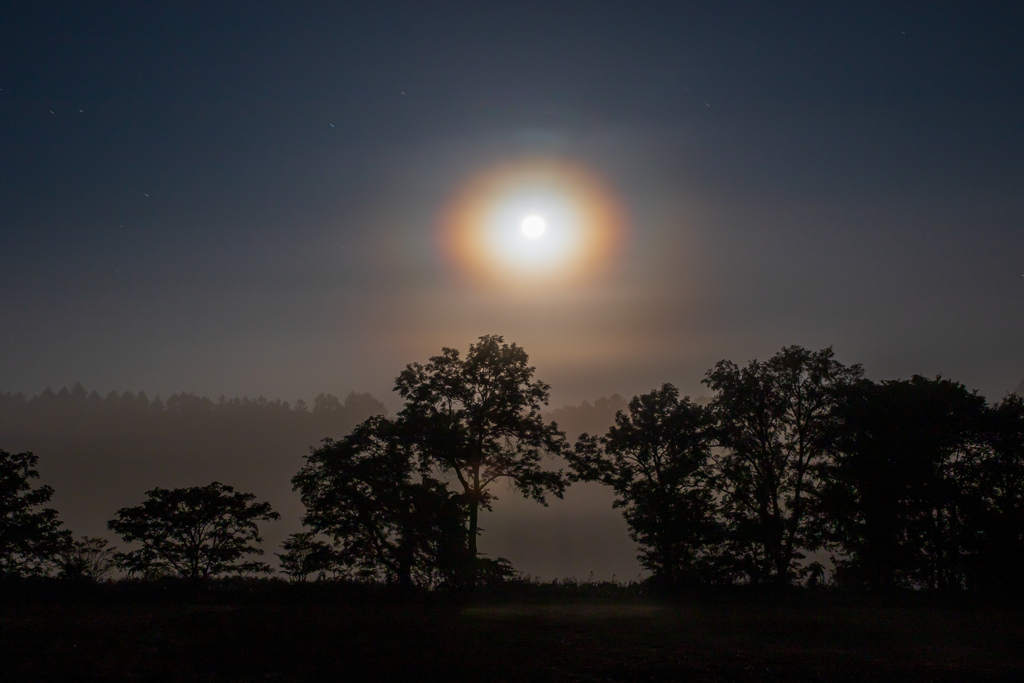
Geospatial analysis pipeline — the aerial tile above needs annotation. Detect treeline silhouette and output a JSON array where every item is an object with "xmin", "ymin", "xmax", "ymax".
[
  {"xmin": 0, "ymin": 386, "xmax": 387, "ymax": 566},
  {"xmin": 0, "ymin": 384, "xmax": 386, "ymax": 437},
  {"xmin": 2, "ymin": 337, "xmax": 1023, "ymax": 596}
]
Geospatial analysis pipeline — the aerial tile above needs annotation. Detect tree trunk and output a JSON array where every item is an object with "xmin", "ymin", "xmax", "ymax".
[
  {"xmin": 465, "ymin": 464, "xmax": 481, "ymax": 592},
  {"xmin": 397, "ymin": 562, "xmax": 413, "ymax": 591},
  {"xmin": 466, "ymin": 494, "xmax": 479, "ymax": 591}
]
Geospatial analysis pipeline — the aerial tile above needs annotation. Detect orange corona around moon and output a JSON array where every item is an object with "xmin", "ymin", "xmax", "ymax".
[{"xmin": 438, "ymin": 158, "xmax": 627, "ymax": 285}]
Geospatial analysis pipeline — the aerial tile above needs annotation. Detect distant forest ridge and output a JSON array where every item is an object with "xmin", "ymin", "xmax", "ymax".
[
  {"xmin": 1, "ymin": 376, "xmax": 1019, "ymax": 452},
  {"xmin": 0, "ymin": 383, "xmax": 388, "ymax": 417},
  {"xmin": 0, "ymin": 383, "xmax": 637, "ymax": 443}
]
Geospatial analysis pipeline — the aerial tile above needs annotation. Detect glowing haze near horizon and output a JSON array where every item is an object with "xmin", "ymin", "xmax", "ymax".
[{"xmin": 2, "ymin": 3, "xmax": 1023, "ymax": 579}]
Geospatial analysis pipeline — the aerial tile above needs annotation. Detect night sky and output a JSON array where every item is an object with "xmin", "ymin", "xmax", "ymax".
[{"xmin": 2, "ymin": 3, "xmax": 1023, "ymax": 577}]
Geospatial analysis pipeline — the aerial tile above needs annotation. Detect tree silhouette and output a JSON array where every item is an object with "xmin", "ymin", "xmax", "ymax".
[
  {"xmin": 703, "ymin": 346, "xmax": 863, "ymax": 585},
  {"xmin": 57, "ymin": 536, "xmax": 118, "ymax": 581},
  {"xmin": 568, "ymin": 384, "xmax": 721, "ymax": 586},
  {"xmin": 0, "ymin": 450, "xmax": 71, "ymax": 576},
  {"xmin": 277, "ymin": 531, "xmax": 341, "ymax": 582},
  {"xmin": 822, "ymin": 376, "xmax": 987, "ymax": 589},
  {"xmin": 973, "ymin": 393, "xmax": 1024, "ymax": 592},
  {"xmin": 107, "ymin": 482, "xmax": 279, "ymax": 579},
  {"xmin": 292, "ymin": 416, "xmax": 466, "ymax": 587},
  {"xmin": 394, "ymin": 334, "xmax": 568, "ymax": 587}
]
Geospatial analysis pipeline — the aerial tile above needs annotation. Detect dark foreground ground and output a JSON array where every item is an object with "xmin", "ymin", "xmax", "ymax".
[{"xmin": 3, "ymin": 590, "xmax": 1023, "ymax": 682}]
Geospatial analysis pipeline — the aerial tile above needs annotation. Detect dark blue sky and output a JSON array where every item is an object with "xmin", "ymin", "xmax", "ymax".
[{"xmin": 3, "ymin": 1, "xmax": 1023, "ymax": 407}]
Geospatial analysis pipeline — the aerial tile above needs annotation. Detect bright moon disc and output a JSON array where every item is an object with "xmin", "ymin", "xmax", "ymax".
[
  {"xmin": 439, "ymin": 158, "xmax": 627, "ymax": 284},
  {"xmin": 521, "ymin": 215, "xmax": 546, "ymax": 239}
]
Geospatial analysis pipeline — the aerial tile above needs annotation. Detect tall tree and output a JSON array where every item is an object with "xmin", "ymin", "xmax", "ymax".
[
  {"xmin": 107, "ymin": 482, "xmax": 279, "ymax": 579},
  {"xmin": 292, "ymin": 416, "xmax": 466, "ymax": 587},
  {"xmin": 567, "ymin": 384, "xmax": 721, "ymax": 585},
  {"xmin": 703, "ymin": 346, "xmax": 863, "ymax": 585},
  {"xmin": 823, "ymin": 376, "xmax": 988, "ymax": 589},
  {"xmin": 394, "ymin": 334, "xmax": 567, "ymax": 586},
  {"xmin": 972, "ymin": 393, "xmax": 1024, "ymax": 592},
  {"xmin": 0, "ymin": 450, "xmax": 71, "ymax": 576}
]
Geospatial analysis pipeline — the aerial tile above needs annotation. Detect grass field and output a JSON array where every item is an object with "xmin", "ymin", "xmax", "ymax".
[{"xmin": 3, "ymin": 594, "xmax": 1023, "ymax": 681}]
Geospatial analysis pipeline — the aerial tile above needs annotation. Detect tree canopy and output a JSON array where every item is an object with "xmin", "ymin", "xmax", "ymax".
[
  {"xmin": 973, "ymin": 393, "xmax": 1024, "ymax": 591},
  {"xmin": 568, "ymin": 384, "xmax": 720, "ymax": 585},
  {"xmin": 822, "ymin": 376, "xmax": 990, "ymax": 589},
  {"xmin": 107, "ymin": 482, "xmax": 279, "ymax": 579},
  {"xmin": 291, "ymin": 416, "xmax": 466, "ymax": 587},
  {"xmin": 394, "ymin": 334, "xmax": 568, "ymax": 586},
  {"xmin": 703, "ymin": 346, "xmax": 863, "ymax": 585},
  {"xmin": 0, "ymin": 450, "xmax": 70, "ymax": 576}
]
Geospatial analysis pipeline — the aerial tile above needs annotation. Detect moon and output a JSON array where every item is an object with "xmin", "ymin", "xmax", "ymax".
[
  {"xmin": 440, "ymin": 158, "xmax": 626, "ymax": 284},
  {"xmin": 520, "ymin": 215, "xmax": 546, "ymax": 239}
]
